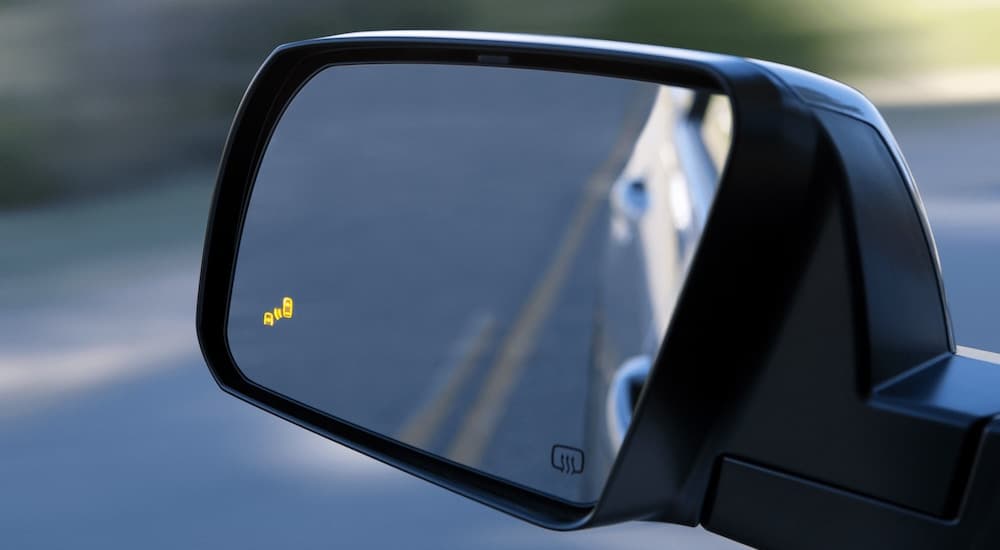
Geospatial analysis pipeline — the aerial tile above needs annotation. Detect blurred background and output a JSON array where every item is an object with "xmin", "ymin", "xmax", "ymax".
[{"xmin": 1, "ymin": 1, "xmax": 999, "ymax": 548}]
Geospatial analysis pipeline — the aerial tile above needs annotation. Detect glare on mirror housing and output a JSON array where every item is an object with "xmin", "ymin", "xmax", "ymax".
[{"xmin": 226, "ymin": 62, "xmax": 730, "ymax": 505}]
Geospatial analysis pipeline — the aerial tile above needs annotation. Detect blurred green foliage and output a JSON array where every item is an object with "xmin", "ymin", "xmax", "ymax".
[{"xmin": 1, "ymin": 0, "xmax": 999, "ymax": 208}]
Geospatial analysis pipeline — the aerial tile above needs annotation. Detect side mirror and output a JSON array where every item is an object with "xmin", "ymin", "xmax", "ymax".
[{"xmin": 198, "ymin": 31, "xmax": 1000, "ymax": 548}]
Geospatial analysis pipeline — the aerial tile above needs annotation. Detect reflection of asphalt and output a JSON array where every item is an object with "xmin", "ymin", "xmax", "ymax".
[
  {"xmin": 1, "ymin": 101, "xmax": 997, "ymax": 549},
  {"xmin": 228, "ymin": 64, "xmax": 657, "ymax": 503}
]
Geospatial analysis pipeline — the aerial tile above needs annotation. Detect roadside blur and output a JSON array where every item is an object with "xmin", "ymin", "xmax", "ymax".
[{"xmin": 2, "ymin": 0, "xmax": 1000, "ymax": 207}]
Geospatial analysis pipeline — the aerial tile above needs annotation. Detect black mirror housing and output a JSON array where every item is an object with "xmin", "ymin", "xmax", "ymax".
[{"xmin": 198, "ymin": 31, "xmax": 1000, "ymax": 548}]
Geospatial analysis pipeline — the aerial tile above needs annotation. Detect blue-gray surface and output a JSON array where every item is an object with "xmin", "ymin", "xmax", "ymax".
[
  {"xmin": 0, "ymin": 102, "xmax": 997, "ymax": 549},
  {"xmin": 229, "ymin": 64, "xmax": 654, "ymax": 504}
]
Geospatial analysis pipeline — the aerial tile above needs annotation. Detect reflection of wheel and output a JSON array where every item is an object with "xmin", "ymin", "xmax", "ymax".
[
  {"xmin": 584, "ymin": 300, "xmax": 654, "ymax": 503},
  {"xmin": 583, "ymin": 88, "xmax": 730, "ymax": 502},
  {"xmin": 604, "ymin": 354, "xmax": 652, "ymax": 450}
]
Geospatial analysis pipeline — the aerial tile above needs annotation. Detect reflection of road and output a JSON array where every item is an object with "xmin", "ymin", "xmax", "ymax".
[
  {"xmin": 229, "ymin": 64, "xmax": 656, "ymax": 503},
  {"xmin": 0, "ymin": 101, "xmax": 996, "ymax": 549}
]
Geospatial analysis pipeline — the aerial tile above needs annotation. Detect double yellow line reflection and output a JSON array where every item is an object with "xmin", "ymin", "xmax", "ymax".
[{"xmin": 395, "ymin": 88, "xmax": 656, "ymax": 466}]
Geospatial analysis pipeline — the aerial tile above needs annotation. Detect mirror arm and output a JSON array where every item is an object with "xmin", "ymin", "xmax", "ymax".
[{"xmin": 686, "ymin": 65, "xmax": 1000, "ymax": 549}]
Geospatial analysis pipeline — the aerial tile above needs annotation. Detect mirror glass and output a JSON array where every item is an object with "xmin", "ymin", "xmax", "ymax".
[{"xmin": 228, "ymin": 63, "xmax": 730, "ymax": 504}]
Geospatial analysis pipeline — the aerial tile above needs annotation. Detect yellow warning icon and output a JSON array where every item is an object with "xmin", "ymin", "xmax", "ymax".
[{"xmin": 263, "ymin": 296, "xmax": 294, "ymax": 327}]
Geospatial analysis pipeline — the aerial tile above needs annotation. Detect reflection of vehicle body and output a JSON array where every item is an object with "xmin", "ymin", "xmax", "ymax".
[{"xmin": 588, "ymin": 87, "xmax": 731, "ymax": 489}]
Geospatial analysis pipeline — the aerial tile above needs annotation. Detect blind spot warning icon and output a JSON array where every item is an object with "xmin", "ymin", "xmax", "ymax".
[
  {"xmin": 551, "ymin": 445, "xmax": 584, "ymax": 475},
  {"xmin": 262, "ymin": 296, "xmax": 294, "ymax": 327}
]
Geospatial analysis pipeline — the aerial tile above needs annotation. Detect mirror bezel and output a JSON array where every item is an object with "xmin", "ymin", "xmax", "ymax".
[{"xmin": 198, "ymin": 31, "xmax": 751, "ymax": 529}]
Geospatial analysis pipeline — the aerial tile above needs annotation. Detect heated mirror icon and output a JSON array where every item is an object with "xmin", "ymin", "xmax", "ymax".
[{"xmin": 551, "ymin": 445, "xmax": 584, "ymax": 475}]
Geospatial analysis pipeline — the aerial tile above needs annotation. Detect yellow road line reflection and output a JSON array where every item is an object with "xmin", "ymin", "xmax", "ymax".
[
  {"xmin": 396, "ymin": 313, "xmax": 496, "ymax": 447},
  {"xmin": 446, "ymin": 88, "xmax": 655, "ymax": 466}
]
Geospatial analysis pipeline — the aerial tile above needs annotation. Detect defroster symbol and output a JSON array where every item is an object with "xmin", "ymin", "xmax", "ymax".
[{"xmin": 551, "ymin": 445, "xmax": 584, "ymax": 475}]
